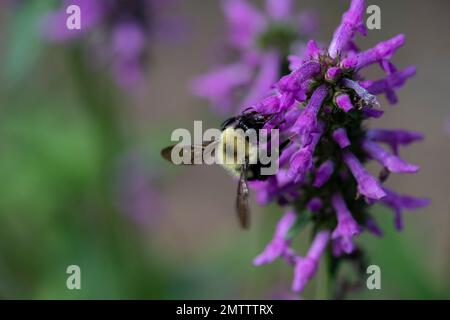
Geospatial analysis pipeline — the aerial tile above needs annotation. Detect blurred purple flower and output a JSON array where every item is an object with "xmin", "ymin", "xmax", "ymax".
[
  {"xmin": 115, "ymin": 153, "xmax": 165, "ymax": 226},
  {"xmin": 246, "ymin": 0, "xmax": 428, "ymax": 294},
  {"xmin": 42, "ymin": 0, "xmax": 182, "ymax": 89},
  {"xmin": 192, "ymin": 0, "xmax": 319, "ymax": 115}
]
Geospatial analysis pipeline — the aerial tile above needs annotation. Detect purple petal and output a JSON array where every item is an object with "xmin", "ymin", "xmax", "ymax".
[
  {"xmin": 297, "ymin": 10, "xmax": 320, "ymax": 36},
  {"xmin": 366, "ymin": 128, "xmax": 423, "ymax": 154},
  {"xmin": 307, "ymin": 197, "xmax": 323, "ymax": 213},
  {"xmin": 288, "ymin": 123, "xmax": 324, "ymax": 183},
  {"xmin": 362, "ymin": 140, "xmax": 419, "ymax": 173},
  {"xmin": 292, "ymin": 230, "xmax": 330, "ymax": 293},
  {"xmin": 313, "ymin": 160, "xmax": 334, "ymax": 188},
  {"xmin": 332, "ymin": 128, "xmax": 351, "ymax": 149},
  {"xmin": 191, "ymin": 63, "xmax": 252, "ymax": 114},
  {"xmin": 277, "ymin": 61, "xmax": 321, "ymax": 92},
  {"xmin": 328, "ymin": 0, "xmax": 366, "ymax": 59},
  {"xmin": 253, "ymin": 210, "xmax": 297, "ymax": 266},
  {"xmin": 365, "ymin": 66, "xmax": 416, "ymax": 105},
  {"xmin": 381, "ymin": 188, "xmax": 430, "ymax": 231},
  {"xmin": 292, "ymin": 85, "xmax": 328, "ymax": 145},
  {"xmin": 331, "ymin": 193, "xmax": 361, "ymax": 255},
  {"xmin": 292, "ymin": 256, "xmax": 316, "ymax": 293},
  {"xmin": 335, "ymin": 94, "xmax": 354, "ymax": 113},
  {"xmin": 342, "ymin": 150, "xmax": 386, "ymax": 200},
  {"xmin": 362, "ymin": 107, "xmax": 384, "ymax": 119},
  {"xmin": 326, "ymin": 67, "xmax": 342, "ymax": 82},
  {"xmin": 351, "ymin": 34, "xmax": 405, "ymax": 70},
  {"xmin": 254, "ymin": 94, "xmax": 281, "ymax": 114},
  {"xmin": 305, "ymin": 39, "xmax": 321, "ymax": 59}
]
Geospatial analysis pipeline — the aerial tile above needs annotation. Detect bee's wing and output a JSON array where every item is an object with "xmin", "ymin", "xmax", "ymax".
[
  {"xmin": 161, "ymin": 140, "xmax": 219, "ymax": 165},
  {"xmin": 236, "ymin": 163, "xmax": 250, "ymax": 229}
]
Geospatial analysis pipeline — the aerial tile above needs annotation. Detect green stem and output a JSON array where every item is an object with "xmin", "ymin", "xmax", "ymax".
[{"xmin": 68, "ymin": 47, "xmax": 124, "ymax": 186}]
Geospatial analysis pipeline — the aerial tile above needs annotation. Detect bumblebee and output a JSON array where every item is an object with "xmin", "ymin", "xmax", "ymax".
[{"xmin": 161, "ymin": 110, "xmax": 289, "ymax": 229}]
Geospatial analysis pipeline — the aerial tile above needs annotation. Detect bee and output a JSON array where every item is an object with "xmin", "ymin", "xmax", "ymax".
[{"xmin": 161, "ymin": 110, "xmax": 290, "ymax": 229}]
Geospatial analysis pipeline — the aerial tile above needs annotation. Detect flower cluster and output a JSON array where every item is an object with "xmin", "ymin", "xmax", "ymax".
[
  {"xmin": 246, "ymin": 0, "xmax": 429, "ymax": 294},
  {"xmin": 192, "ymin": 0, "xmax": 318, "ymax": 115},
  {"xmin": 43, "ymin": 0, "xmax": 181, "ymax": 88}
]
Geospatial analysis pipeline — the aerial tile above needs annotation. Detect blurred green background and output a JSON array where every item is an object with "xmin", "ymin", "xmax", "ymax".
[{"xmin": 0, "ymin": 0, "xmax": 448, "ymax": 299}]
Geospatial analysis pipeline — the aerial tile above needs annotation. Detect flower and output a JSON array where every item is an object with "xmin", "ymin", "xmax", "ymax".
[
  {"xmin": 292, "ymin": 230, "xmax": 330, "ymax": 293},
  {"xmin": 245, "ymin": 0, "xmax": 428, "ymax": 294},
  {"xmin": 42, "ymin": 0, "xmax": 182, "ymax": 88},
  {"xmin": 253, "ymin": 210, "xmax": 297, "ymax": 266},
  {"xmin": 331, "ymin": 193, "xmax": 361, "ymax": 256},
  {"xmin": 380, "ymin": 188, "xmax": 430, "ymax": 230},
  {"xmin": 192, "ymin": 0, "xmax": 319, "ymax": 114}
]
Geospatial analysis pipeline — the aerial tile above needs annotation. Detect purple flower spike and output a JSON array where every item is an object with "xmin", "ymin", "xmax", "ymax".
[
  {"xmin": 266, "ymin": 0, "xmax": 293, "ymax": 21},
  {"xmin": 253, "ymin": 211, "xmax": 297, "ymax": 266},
  {"xmin": 313, "ymin": 160, "xmax": 334, "ymax": 188},
  {"xmin": 192, "ymin": 63, "xmax": 252, "ymax": 114},
  {"xmin": 332, "ymin": 128, "xmax": 351, "ymax": 148},
  {"xmin": 223, "ymin": 0, "xmax": 265, "ymax": 50},
  {"xmin": 362, "ymin": 140, "xmax": 419, "ymax": 173},
  {"xmin": 342, "ymin": 150, "xmax": 386, "ymax": 200},
  {"xmin": 353, "ymin": 34, "xmax": 405, "ymax": 70},
  {"xmin": 307, "ymin": 197, "xmax": 323, "ymax": 213},
  {"xmin": 195, "ymin": 0, "xmax": 318, "ymax": 114},
  {"xmin": 328, "ymin": 0, "xmax": 366, "ymax": 59},
  {"xmin": 335, "ymin": 94, "xmax": 354, "ymax": 113},
  {"xmin": 331, "ymin": 193, "xmax": 361, "ymax": 255},
  {"xmin": 112, "ymin": 23, "xmax": 146, "ymax": 88},
  {"xmin": 210, "ymin": 0, "xmax": 427, "ymax": 294},
  {"xmin": 381, "ymin": 188, "xmax": 430, "ymax": 230},
  {"xmin": 43, "ymin": 0, "xmax": 183, "ymax": 89},
  {"xmin": 292, "ymin": 230, "xmax": 330, "ymax": 293}
]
